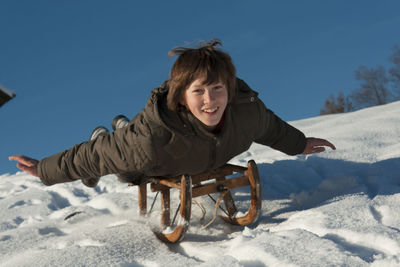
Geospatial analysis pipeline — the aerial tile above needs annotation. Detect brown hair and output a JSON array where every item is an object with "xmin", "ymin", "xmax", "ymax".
[{"xmin": 167, "ymin": 39, "xmax": 236, "ymax": 111}]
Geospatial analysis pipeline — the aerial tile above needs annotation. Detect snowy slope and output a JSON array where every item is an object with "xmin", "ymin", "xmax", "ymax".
[{"xmin": 1, "ymin": 101, "xmax": 400, "ymax": 266}]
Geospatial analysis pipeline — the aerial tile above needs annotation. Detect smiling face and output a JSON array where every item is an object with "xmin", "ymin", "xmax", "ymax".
[{"xmin": 183, "ymin": 78, "xmax": 228, "ymax": 129}]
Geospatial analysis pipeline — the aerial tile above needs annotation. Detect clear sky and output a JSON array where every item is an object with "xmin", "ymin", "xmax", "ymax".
[{"xmin": 1, "ymin": 0, "xmax": 400, "ymax": 174}]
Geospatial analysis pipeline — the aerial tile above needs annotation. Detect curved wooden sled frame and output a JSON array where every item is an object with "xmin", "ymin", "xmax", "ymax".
[{"xmin": 137, "ymin": 160, "xmax": 261, "ymax": 243}]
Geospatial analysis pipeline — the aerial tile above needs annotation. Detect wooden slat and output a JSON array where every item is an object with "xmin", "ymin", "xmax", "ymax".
[
  {"xmin": 150, "ymin": 183, "xmax": 169, "ymax": 192},
  {"xmin": 224, "ymin": 160, "xmax": 262, "ymax": 226},
  {"xmin": 151, "ymin": 181, "xmax": 179, "ymax": 192},
  {"xmin": 158, "ymin": 179, "xmax": 181, "ymax": 189},
  {"xmin": 216, "ymin": 176, "xmax": 237, "ymax": 216},
  {"xmin": 225, "ymin": 164, "xmax": 247, "ymax": 173},
  {"xmin": 192, "ymin": 175, "xmax": 250, "ymax": 198},
  {"xmin": 161, "ymin": 189, "xmax": 170, "ymax": 227},
  {"xmin": 138, "ymin": 183, "xmax": 147, "ymax": 216},
  {"xmin": 190, "ymin": 168, "xmax": 234, "ymax": 185},
  {"xmin": 156, "ymin": 175, "xmax": 192, "ymax": 243},
  {"xmin": 149, "ymin": 163, "xmax": 247, "ymax": 191}
]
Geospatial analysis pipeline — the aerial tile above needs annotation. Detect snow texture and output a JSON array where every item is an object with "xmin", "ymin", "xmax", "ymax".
[{"xmin": 1, "ymin": 101, "xmax": 400, "ymax": 266}]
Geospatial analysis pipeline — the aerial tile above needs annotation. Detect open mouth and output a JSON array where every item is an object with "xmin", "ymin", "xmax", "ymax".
[{"xmin": 203, "ymin": 107, "xmax": 218, "ymax": 114}]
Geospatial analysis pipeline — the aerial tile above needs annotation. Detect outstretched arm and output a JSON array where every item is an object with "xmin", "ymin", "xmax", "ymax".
[
  {"xmin": 302, "ymin": 137, "xmax": 336, "ymax": 155},
  {"xmin": 9, "ymin": 155, "xmax": 39, "ymax": 177}
]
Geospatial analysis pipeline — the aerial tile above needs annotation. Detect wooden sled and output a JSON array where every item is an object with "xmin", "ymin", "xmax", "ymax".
[{"xmin": 136, "ymin": 160, "xmax": 262, "ymax": 243}]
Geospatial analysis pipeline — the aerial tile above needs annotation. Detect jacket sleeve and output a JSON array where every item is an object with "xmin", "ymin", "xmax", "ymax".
[
  {"xmin": 37, "ymin": 120, "xmax": 156, "ymax": 186},
  {"xmin": 253, "ymin": 99, "xmax": 307, "ymax": 156}
]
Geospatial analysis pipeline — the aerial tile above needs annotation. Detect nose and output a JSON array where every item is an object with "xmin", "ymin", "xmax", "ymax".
[{"xmin": 203, "ymin": 90, "xmax": 215, "ymax": 104}]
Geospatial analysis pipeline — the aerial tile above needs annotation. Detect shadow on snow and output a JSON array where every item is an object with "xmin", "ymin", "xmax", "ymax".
[{"xmin": 227, "ymin": 157, "xmax": 400, "ymax": 226}]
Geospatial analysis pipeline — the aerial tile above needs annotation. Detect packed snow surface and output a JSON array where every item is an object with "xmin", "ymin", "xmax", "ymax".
[{"xmin": 1, "ymin": 101, "xmax": 400, "ymax": 266}]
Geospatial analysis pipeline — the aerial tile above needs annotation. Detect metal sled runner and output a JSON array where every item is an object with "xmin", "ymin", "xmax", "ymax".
[{"xmin": 135, "ymin": 160, "xmax": 262, "ymax": 243}]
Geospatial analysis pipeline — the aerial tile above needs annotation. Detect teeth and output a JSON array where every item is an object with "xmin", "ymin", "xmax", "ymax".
[{"xmin": 203, "ymin": 108, "xmax": 218, "ymax": 113}]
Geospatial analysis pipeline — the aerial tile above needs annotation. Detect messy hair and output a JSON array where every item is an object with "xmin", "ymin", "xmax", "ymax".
[{"xmin": 167, "ymin": 39, "xmax": 236, "ymax": 111}]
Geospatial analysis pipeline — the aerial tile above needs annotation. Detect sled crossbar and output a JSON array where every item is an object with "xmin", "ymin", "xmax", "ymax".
[
  {"xmin": 135, "ymin": 160, "xmax": 262, "ymax": 243},
  {"xmin": 150, "ymin": 175, "xmax": 250, "ymax": 198}
]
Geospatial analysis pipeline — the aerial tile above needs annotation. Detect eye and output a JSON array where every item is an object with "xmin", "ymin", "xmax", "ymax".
[
  {"xmin": 213, "ymin": 85, "xmax": 225, "ymax": 92},
  {"xmin": 192, "ymin": 88, "xmax": 204, "ymax": 95}
]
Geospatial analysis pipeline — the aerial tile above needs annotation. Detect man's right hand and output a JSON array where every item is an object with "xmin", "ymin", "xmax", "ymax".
[{"xmin": 9, "ymin": 155, "xmax": 39, "ymax": 177}]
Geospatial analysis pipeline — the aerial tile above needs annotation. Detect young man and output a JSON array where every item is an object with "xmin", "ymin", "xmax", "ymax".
[{"xmin": 10, "ymin": 40, "xmax": 335, "ymax": 186}]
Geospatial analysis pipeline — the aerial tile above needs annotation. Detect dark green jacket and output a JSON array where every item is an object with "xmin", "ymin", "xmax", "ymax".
[{"xmin": 38, "ymin": 78, "xmax": 306, "ymax": 186}]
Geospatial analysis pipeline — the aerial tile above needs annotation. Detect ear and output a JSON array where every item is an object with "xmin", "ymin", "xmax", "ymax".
[{"xmin": 179, "ymin": 94, "xmax": 186, "ymax": 107}]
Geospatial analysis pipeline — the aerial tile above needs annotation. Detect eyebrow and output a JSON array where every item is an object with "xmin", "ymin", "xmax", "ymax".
[{"xmin": 191, "ymin": 82, "xmax": 224, "ymax": 90}]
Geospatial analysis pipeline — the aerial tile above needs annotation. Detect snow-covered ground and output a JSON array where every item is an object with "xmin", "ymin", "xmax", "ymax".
[{"xmin": 1, "ymin": 101, "xmax": 400, "ymax": 266}]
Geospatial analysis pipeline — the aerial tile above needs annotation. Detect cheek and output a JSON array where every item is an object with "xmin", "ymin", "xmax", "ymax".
[
  {"xmin": 219, "ymin": 90, "xmax": 228, "ymax": 105},
  {"xmin": 184, "ymin": 95, "xmax": 199, "ymax": 112}
]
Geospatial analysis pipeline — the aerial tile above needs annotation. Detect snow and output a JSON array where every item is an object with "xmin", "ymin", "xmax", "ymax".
[{"xmin": 2, "ymin": 101, "xmax": 400, "ymax": 266}]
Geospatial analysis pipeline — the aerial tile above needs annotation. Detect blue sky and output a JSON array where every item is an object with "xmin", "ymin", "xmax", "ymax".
[{"xmin": 1, "ymin": 0, "xmax": 400, "ymax": 174}]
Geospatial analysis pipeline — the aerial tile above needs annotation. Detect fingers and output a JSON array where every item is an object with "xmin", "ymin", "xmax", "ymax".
[
  {"xmin": 317, "ymin": 139, "xmax": 336, "ymax": 150},
  {"xmin": 9, "ymin": 155, "xmax": 39, "ymax": 167},
  {"xmin": 309, "ymin": 138, "xmax": 336, "ymax": 151},
  {"xmin": 9, "ymin": 155, "xmax": 40, "ymax": 177},
  {"xmin": 303, "ymin": 137, "xmax": 337, "ymax": 155},
  {"xmin": 311, "ymin": 147, "xmax": 326, "ymax": 153},
  {"xmin": 16, "ymin": 163, "xmax": 31, "ymax": 172}
]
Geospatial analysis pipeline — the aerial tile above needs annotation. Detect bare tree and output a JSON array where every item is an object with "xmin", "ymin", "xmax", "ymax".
[
  {"xmin": 349, "ymin": 65, "xmax": 390, "ymax": 109},
  {"xmin": 320, "ymin": 92, "xmax": 353, "ymax": 115},
  {"xmin": 389, "ymin": 45, "xmax": 400, "ymax": 94},
  {"xmin": 320, "ymin": 44, "xmax": 400, "ymax": 115}
]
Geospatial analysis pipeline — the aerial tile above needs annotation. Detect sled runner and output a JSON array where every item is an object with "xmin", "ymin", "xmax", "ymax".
[{"xmin": 135, "ymin": 160, "xmax": 262, "ymax": 243}]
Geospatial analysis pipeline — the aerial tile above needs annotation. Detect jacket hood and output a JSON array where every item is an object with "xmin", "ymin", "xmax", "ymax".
[{"xmin": 144, "ymin": 81, "xmax": 195, "ymax": 137}]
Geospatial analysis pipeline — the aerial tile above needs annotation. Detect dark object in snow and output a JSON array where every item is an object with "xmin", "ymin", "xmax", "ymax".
[
  {"xmin": 0, "ymin": 85, "xmax": 16, "ymax": 107},
  {"xmin": 64, "ymin": 211, "xmax": 84, "ymax": 220}
]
